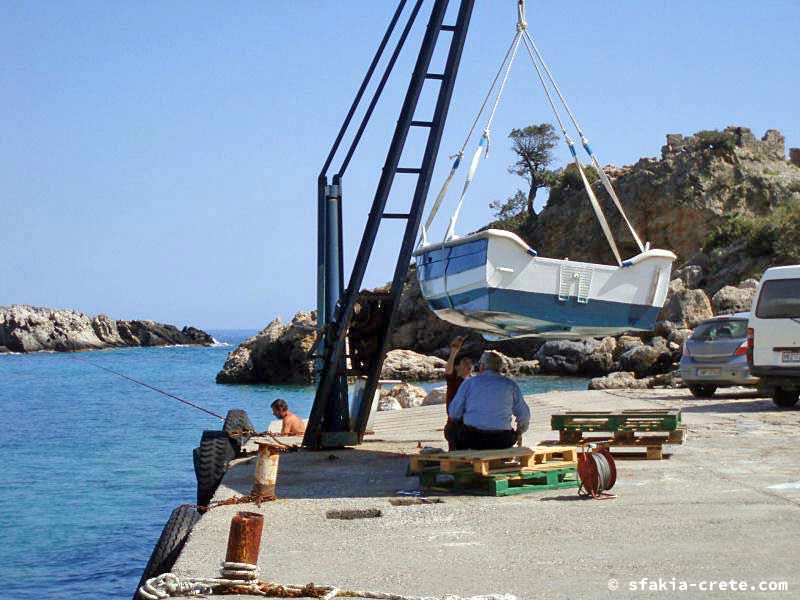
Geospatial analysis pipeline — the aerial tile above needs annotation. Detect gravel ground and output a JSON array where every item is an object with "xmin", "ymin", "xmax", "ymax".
[{"xmin": 171, "ymin": 388, "xmax": 800, "ymax": 600}]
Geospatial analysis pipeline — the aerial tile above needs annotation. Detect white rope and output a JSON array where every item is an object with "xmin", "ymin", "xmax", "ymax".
[
  {"xmin": 420, "ymin": 31, "xmax": 521, "ymax": 247},
  {"xmin": 137, "ymin": 566, "xmax": 518, "ymax": 600},
  {"xmin": 519, "ymin": 33, "xmax": 622, "ymax": 265},
  {"xmin": 523, "ymin": 29, "xmax": 644, "ymax": 253},
  {"xmin": 444, "ymin": 28, "xmax": 522, "ymax": 242}
]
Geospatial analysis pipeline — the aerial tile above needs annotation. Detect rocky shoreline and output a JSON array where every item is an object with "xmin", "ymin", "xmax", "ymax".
[{"xmin": 0, "ymin": 305, "xmax": 214, "ymax": 353}]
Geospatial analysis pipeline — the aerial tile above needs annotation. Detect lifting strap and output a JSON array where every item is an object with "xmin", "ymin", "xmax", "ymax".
[
  {"xmin": 419, "ymin": 29, "xmax": 519, "ymax": 246},
  {"xmin": 519, "ymin": 32, "xmax": 622, "ymax": 265},
  {"xmin": 522, "ymin": 29, "xmax": 645, "ymax": 254},
  {"xmin": 421, "ymin": 0, "xmax": 642, "ymax": 266},
  {"xmin": 444, "ymin": 16, "xmax": 524, "ymax": 241}
]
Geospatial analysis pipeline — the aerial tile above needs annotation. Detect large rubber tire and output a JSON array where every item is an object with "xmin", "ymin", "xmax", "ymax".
[
  {"xmin": 223, "ymin": 408, "xmax": 255, "ymax": 454},
  {"xmin": 195, "ymin": 430, "xmax": 236, "ymax": 506},
  {"xmin": 134, "ymin": 505, "xmax": 201, "ymax": 599},
  {"xmin": 773, "ymin": 388, "xmax": 800, "ymax": 408},
  {"xmin": 689, "ymin": 384, "xmax": 717, "ymax": 398}
]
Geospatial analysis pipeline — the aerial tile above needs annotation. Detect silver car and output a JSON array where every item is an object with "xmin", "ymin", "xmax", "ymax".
[{"xmin": 678, "ymin": 312, "xmax": 758, "ymax": 398}]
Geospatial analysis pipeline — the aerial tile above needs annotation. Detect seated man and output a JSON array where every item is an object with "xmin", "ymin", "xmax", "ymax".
[
  {"xmin": 447, "ymin": 350, "xmax": 530, "ymax": 450},
  {"xmin": 271, "ymin": 398, "xmax": 305, "ymax": 435}
]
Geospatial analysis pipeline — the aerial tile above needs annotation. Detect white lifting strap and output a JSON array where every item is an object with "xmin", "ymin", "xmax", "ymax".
[
  {"xmin": 444, "ymin": 24, "xmax": 523, "ymax": 242},
  {"xmin": 523, "ymin": 29, "xmax": 644, "ymax": 254},
  {"xmin": 419, "ymin": 30, "xmax": 522, "ymax": 247},
  {"xmin": 520, "ymin": 32, "xmax": 622, "ymax": 265}
]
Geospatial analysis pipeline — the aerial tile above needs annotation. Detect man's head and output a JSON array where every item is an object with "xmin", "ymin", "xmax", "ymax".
[
  {"xmin": 455, "ymin": 355, "xmax": 473, "ymax": 379},
  {"xmin": 271, "ymin": 398, "xmax": 289, "ymax": 418},
  {"xmin": 478, "ymin": 350, "xmax": 504, "ymax": 373}
]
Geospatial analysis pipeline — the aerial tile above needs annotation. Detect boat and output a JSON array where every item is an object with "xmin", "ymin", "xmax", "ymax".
[{"xmin": 413, "ymin": 229, "xmax": 675, "ymax": 339}]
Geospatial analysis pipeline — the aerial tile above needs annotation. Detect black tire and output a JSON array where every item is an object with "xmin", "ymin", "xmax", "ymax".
[
  {"xmin": 134, "ymin": 505, "xmax": 201, "ymax": 598},
  {"xmin": 222, "ymin": 408, "xmax": 255, "ymax": 454},
  {"xmin": 689, "ymin": 384, "xmax": 717, "ymax": 398},
  {"xmin": 195, "ymin": 430, "xmax": 236, "ymax": 506},
  {"xmin": 773, "ymin": 388, "xmax": 800, "ymax": 408}
]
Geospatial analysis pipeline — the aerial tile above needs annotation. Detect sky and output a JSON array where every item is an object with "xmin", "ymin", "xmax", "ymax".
[{"xmin": 2, "ymin": 0, "xmax": 798, "ymax": 330}]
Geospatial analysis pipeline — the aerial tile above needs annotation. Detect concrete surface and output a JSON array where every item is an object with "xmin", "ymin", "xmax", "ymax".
[{"xmin": 172, "ymin": 388, "xmax": 800, "ymax": 599}]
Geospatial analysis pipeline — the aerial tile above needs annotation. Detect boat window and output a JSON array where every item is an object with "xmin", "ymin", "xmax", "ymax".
[
  {"xmin": 756, "ymin": 278, "xmax": 800, "ymax": 319},
  {"xmin": 417, "ymin": 239, "xmax": 488, "ymax": 281},
  {"xmin": 690, "ymin": 319, "xmax": 748, "ymax": 340}
]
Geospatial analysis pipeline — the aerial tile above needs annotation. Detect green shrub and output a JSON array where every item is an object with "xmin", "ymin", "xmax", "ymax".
[
  {"xmin": 695, "ymin": 130, "xmax": 737, "ymax": 154},
  {"xmin": 555, "ymin": 163, "xmax": 598, "ymax": 190},
  {"xmin": 704, "ymin": 202, "xmax": 800, "ymax": 264}
]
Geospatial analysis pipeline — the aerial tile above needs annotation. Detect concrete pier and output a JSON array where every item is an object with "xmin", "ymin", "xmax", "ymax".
[{"xmin": 171, "ymin": 388, "xmax": 800, "ymax": 599}]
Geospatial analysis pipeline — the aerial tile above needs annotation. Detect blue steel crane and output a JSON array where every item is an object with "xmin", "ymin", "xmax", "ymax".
[{"xmin": 304, "ymin": 0, "xmax": 476, "ymax": 449}]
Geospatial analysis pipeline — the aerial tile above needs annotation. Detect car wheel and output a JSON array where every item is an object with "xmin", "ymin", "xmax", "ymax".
[
  {"xmin": 773, "ymin": 388, "xmax": 800, "ymax": 408},
  {"xmin": 689, "ymin": 385, "xmax": 717, "ymax": 398}
]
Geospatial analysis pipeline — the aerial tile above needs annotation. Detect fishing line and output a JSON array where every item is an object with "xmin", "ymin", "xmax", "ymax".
[{"xmin": 68, "ymin": 354, "xmax": 225, "ymax": 420}]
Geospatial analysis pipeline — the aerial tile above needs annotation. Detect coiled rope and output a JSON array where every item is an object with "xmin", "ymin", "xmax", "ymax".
[{"xmin": 138, "ymin": 564, "xmax": 517, "ymax": 600}]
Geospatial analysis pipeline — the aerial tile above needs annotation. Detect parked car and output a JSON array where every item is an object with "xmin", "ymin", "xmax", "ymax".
[
  {"xmin": 748, "ymin": 265, "xmax": 800, "ymax": 407},
  {"xmin": 679, "ymin": 312, "xmax": 757, "ymax": 398}
]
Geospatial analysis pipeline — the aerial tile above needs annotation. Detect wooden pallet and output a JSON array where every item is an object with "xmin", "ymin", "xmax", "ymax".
[
  {"xmin": 551, "ymin": 409, "xmax": 681, "ymax": 436},
  {"xmin": 419, "ymin": 465, "xmax": 578, "ymax": 497},
  {"xmin": 408, "ymin": 446, "xmax": 578, "ymax": 477},
  {"xmin": 539, "ymin": 428, "xmax": 686, "ymax": 460},
  {"xmin": 559, "ymin": 425, "xmax": 687, "ymax": 445}
]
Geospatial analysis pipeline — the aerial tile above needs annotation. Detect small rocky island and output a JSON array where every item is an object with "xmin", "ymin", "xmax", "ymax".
[{"xmin": 0, "ymin": 305, "xmax": 214, "ymax": 353}]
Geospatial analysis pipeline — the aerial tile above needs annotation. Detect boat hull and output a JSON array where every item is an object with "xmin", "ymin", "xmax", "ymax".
[{"xmin": 413, "ymin": 229, "xmax": 676, "ymax": 340}]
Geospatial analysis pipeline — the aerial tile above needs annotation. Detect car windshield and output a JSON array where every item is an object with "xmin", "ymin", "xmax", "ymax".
[
  {"xmin": 690, "ymin": 319, "xmax": 748, "ymax": 341},
  {"xmin": 756, "ymin": 279, "xmax": 800, "ymax": 318}
]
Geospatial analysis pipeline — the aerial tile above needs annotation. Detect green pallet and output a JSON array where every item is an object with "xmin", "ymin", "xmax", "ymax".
[
  {"xmin": 419, "ymin": 467, "xmax": 578, "ymax": 497},
  {"xmin": 551, "ymin": 409, "xmax": 681, "ymax": 433}
]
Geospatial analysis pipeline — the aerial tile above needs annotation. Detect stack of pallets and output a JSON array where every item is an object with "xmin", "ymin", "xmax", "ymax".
[
  {"xmin": 408, "ymin": 446, "xmax": 579, "ymax": 496},
  {"xmin": 550, "ymin": 409, "xmax": 686, "ymax": 460}
]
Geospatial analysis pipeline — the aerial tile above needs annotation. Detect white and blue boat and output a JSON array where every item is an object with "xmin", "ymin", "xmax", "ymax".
[{"xmin": 413, "ymin": 229, "xmax": 676, "ymax": 339}]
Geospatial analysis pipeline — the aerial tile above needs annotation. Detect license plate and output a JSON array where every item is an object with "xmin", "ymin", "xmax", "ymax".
[
  {"xmin": 782, "ymin": 351, "xmax": 800, "ymax": 363},
  {"xmin": 697, "ymin": 368, "xmax": 720, "ymax": 377}
]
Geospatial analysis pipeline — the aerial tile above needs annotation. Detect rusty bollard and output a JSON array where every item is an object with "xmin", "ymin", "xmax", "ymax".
[
  {"xmin": 252, "ymin": 441, "xmax": 280, "ymax": 499},
  {"xmin": 224, "ymin": 511, "xmax": 264, "ymax": 579}
]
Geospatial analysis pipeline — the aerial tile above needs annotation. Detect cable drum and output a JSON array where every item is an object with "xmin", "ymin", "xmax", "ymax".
[{"xmin": 577, "ymin": 447, "xmax": 616, "ymax": 499}]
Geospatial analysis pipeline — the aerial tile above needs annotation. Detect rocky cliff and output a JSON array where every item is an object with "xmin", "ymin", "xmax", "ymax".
[
  {"xmin": 0, "ymin": 305, "xmax": 214, "ymax": 353},
  {"xmin": 517, "ymin": 127, "xmax": 800, "ymax": 265}
]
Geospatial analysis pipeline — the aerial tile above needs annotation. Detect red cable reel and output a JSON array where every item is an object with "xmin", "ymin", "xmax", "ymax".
[{"xmin": 577, "ymin": 444, "xmax": 617, "ymax": 499}]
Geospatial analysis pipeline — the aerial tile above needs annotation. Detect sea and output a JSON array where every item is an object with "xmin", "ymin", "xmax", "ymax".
[{"xmin": 0, "ymin": 330, "xmax": 589, "ymax": 599}]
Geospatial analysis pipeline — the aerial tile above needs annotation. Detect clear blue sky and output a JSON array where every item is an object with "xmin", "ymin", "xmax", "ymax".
[{"xmin": 2, "ymin": 1, "xmax": 798, "ymax": 329}]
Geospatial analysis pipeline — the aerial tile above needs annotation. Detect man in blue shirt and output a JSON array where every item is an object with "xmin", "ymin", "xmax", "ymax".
[{"xmin": 447, "ymin": 350, "xmax": 531, "ymax": 450}]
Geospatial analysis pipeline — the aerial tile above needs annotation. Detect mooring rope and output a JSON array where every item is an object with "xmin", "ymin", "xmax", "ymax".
[
  {"xmin": 138, "ymin": 566, "xmax": 518, "ymax": 600},
  {"xmin": 68, "ymin": 354, "xmax": 225, "ymax": 420}
]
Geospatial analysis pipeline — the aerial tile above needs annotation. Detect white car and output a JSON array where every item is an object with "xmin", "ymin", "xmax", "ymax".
[{"xmin": 748, "ymin": 265, "xmax": 800, "ymax": 407}]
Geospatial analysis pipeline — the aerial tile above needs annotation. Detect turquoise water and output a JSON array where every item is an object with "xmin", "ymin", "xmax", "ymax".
[{"xmin": 0, "ymin": 331, "xmax": 588, "ymax": 599}]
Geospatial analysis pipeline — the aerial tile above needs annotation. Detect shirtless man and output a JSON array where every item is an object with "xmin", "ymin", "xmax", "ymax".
[{"xmin": 271, "ymin": 399, "xmax": 305, "ymax": 435}]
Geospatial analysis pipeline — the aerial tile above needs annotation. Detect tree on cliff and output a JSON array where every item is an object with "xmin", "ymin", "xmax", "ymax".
[{"xmin": 490, "ymin": 123, "xmax": 559, "ymax": 222}]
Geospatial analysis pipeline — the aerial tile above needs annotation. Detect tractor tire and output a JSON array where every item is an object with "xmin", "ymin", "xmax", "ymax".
[
  {"xmin": 134, "ymin": 505, "xmax": 201, "ymax": 599},
  {"xmin": 773, "ymin": 388, "xmax": 800, "ymax": 408},
  {"xmin": 195, "ymin": 430, "xmax": 236, "ymax": 507},
  {"xmin": 688, "ymin": 384, "xmax": 717, "ymax": 398},
  {"xmin": 222, "ymin": 408, "xmax": 255, "ymax": 455}
]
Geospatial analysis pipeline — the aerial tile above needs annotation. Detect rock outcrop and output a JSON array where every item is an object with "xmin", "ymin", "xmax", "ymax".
[
  {"xmin": 216, "ymin": 312, "xmax": 317, "ymax": 384},
  {"xmin": 381, "ymin": 349, "xmax": 447, "ymax": 381},
  {"xmin": 711, "ymin": 280, "xmax": 757, "ymax": 315},
  {"xmin": 521, "ymin": 127, "xmax": 800, "ymax": 265},
  {"xmin": 0, "ymin": 305, "xmax": 213, "ymax": 353}
]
